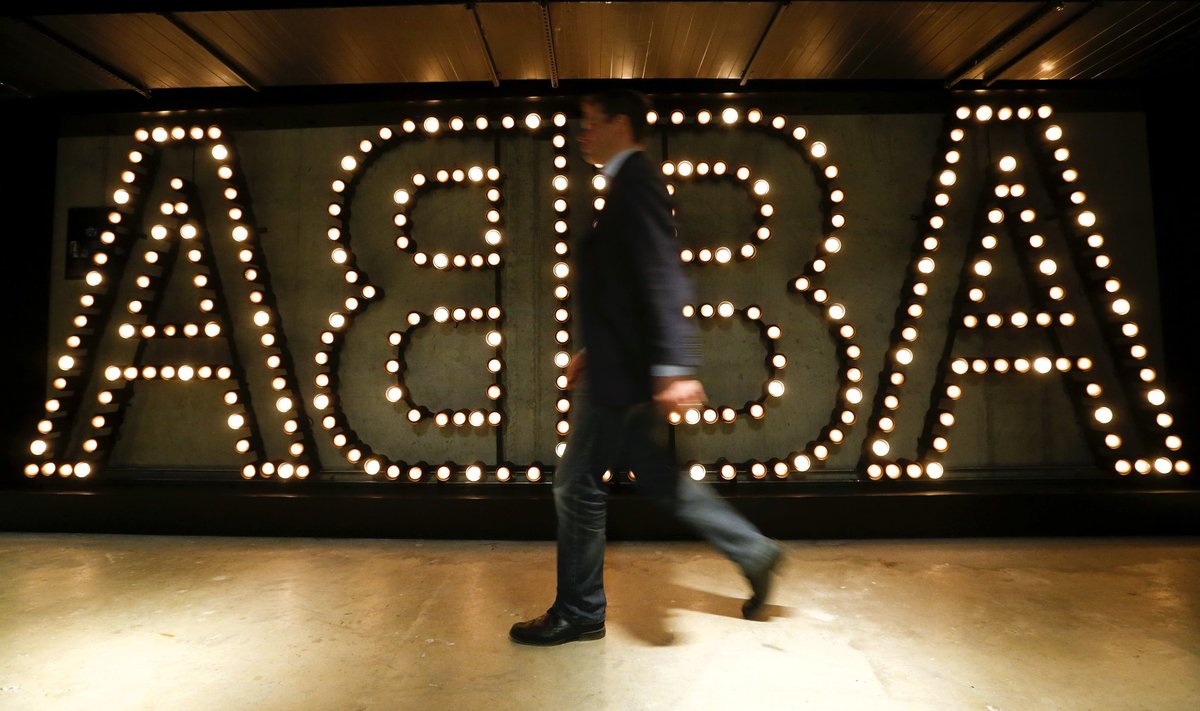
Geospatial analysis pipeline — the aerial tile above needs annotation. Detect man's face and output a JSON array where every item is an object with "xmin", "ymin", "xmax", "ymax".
[{"xmin": 578, "ymin": 101, "xmax": 629, "ymax": 167}]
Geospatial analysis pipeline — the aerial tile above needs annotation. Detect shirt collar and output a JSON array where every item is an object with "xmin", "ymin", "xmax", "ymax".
[{"xmin": 601, "ymin": 148, "xmax": 641, "ymax": 180}]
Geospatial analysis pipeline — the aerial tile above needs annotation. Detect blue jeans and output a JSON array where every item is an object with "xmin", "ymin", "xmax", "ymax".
[{"xmin": 550, "ymin": 392, "xmax": 779, "ymax": 624}]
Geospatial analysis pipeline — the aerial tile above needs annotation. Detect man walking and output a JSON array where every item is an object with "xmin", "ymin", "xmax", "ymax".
[{"xmin": 510, "ymin": 90, "xmax": 782, "ymax": 646}]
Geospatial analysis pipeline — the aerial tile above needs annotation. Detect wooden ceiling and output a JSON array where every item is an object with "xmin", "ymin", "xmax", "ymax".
[{"xmin": 2, "ymin": 1, "xmax": 1198, "ymax": 98}]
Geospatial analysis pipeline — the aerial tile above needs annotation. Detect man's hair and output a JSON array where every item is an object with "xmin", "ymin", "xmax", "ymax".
[{"xmin": 583, "ymin": 89, "xmax": 654, "ymax": 143}]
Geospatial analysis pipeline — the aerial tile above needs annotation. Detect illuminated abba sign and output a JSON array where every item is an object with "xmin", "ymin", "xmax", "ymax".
[{"xmin": 27, "ymin": 103, "xmax": 1190, "ymax": 483}]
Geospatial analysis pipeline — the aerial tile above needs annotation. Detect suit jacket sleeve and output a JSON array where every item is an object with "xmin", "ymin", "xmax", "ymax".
[{"xmin": 622, "ymin": 159, "xmax": 702, "ymax": 372}]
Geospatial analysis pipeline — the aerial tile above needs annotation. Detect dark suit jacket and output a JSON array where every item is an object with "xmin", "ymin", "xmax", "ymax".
[{"xmin": 577, "ymin": 150, "xmax": 701, "ymax": 407}]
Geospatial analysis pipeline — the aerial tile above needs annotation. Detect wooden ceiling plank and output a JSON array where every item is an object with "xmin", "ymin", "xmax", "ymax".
[
  {"xmin": 839, "ymin": 2, "xmax": 915, "ymax": 79},
  {"xmin": 15, "ymin": 16, "xmax": 151, "ymax": 96},
  {"xmin": 860, "ymin": 3, "xmax": 931, "ymax": 78},
  {"xmin": 921, "ymin": 3, "xmax": 1001, "ymax": 77},
  {"xmin": 160, "ymin": 12, "xmax": 259, "ymax": 89},
  {"xmin": 468, "ymin": 3, "xmax": 500, "ymax": 87},
  {"xmin": 946, "ymin": 1, "xmax": 1074, "ymax": 87},
  {"xmin": 1091, "ymin": 4, "xmax": 1200, "ymax": 79},
  {"xmin": 740, "ymin": 1, "xmax": 789, "ymax": 84},
  {"xmin": 1061, "ymin": 1, "xmax": 1191, "ymax": 80}
]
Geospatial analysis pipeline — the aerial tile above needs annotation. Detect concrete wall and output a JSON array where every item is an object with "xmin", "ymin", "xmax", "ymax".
[{"xmin": 42, "ymin": 103, "xmax": 1164, "ymax": 481}]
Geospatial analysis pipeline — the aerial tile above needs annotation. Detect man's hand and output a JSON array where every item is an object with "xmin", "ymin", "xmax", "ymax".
[
  {"xmin": 652, "ymin": 376, "xmax": 707, "ymax": 418},
  {"xmin": 565, "ymin": 351, "xmax": 587, "ymax": 390}
]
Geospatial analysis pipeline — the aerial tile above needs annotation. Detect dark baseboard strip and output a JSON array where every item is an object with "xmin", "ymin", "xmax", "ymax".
[{"xmin": 3, "ymin": 481, "xmax": 1198, "ymax": 539}]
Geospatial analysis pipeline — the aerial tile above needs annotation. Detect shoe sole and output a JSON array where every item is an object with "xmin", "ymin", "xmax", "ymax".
[{"xmin": 509, "ymin": 628, "xmax": 606, "ymax": 646}]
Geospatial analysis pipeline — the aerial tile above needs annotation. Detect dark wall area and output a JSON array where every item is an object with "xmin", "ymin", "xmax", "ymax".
[
  {"xmin": 3, "ymin": 105, "xmax": 55, "ymax": 478},
  {"xmin": 1145, "ymin": 93, "xmax": 1200, "ymax": 462}
]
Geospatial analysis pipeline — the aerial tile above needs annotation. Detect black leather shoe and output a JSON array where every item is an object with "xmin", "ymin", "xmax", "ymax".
[
  {"xmin": 509, "ymin": 610, "xmax": 606, "ymax": 646},
  {"xmin": 743, "ymin": 544, "xmax": 784, "ymax": 620}
]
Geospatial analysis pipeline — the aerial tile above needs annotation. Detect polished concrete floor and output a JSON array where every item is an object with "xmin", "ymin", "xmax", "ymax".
[{"xmin": 0, "ymin": 535, "xmax": 1197, "ymax": 711}]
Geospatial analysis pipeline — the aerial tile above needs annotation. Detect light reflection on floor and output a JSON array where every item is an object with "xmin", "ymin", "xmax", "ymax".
[{"xmin": 1, "ymin": 535, "xmax": 1196, "ymax": 710}]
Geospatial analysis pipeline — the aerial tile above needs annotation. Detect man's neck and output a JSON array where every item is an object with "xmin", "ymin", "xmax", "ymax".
[
  {"xmin": 600, "ymin": 145, "xmax": 643, "ymax": 179},
  {"xmin": 603, "ymin": 142, "xmax": 640, "ymax": 164}
]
